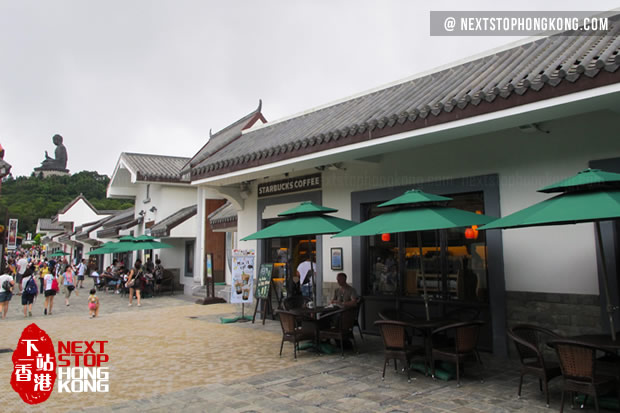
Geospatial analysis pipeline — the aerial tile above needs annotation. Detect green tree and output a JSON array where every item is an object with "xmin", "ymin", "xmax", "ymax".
[{"xmin": 0, "ymin": 171, "xmax": 133, "ymax": 234}]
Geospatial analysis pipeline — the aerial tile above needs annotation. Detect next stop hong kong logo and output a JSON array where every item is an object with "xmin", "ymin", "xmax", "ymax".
[{"xmin": 10, "ymin": 323, "xmax": 110, "ymax": 405}]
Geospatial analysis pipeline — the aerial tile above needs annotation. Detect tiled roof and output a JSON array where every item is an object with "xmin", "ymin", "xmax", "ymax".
[
  {"xmin": 208, "ymin": 202, "xmax": 237, "ymax": 231},
  {"xmin": 191, "ymin": 16, "xmax": 620, "ymax": 180},
  {"xmin": 121, "ymin": 153, "xmax": 191, "ymax": 183},
  {"xmin": 183, "ymin": 101, "xmax": 266, "ymax": 174},
  {"xmin": 75, "ymin": 214, "xmax": 118, "ymax": 240},
  {"xmin": 37, "ymin": 218, "xmax": 65, "ymax": 231},
  {"xmin": 151, "ymin": 205, "xmax": 197, "ymax": 238}
]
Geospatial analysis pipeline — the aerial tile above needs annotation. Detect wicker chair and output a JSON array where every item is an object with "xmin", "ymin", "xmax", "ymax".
[
  {"xmin": 550, "ymin": 339, "xmax": 619, "ymax": 413},
  {"xmin": 508, "ymin": 324, "xmax": 562, "ymax": 407},
  {"xmin": 353, "ymin": 297, "xmax": 364, "ymax": 341},
  {"xmin": 375, "ymin": 320, "xmax": 426, "ymax": 383},
  {"xmin": 431, "ymin": 320, "xmax": 485, "ymax": 387},
  {"xmin": 277, "ymin": 310, "xmax": 314, "ymax": 360},
  {"xmin": 282, "ymin": 296, "xmax": 311, "ymax": 311},
  {"xmin": 318, "ymin": 307, "xmax": 358, "ymax": 357}
]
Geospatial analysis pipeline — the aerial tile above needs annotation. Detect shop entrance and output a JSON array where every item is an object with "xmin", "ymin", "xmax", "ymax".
[{"xmin": 262, "ymin": 218, "xmax": 316, "ymax": 300}]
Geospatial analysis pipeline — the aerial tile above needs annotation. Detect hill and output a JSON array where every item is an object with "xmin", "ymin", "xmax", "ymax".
[{"xmin": 0, "ymin": 171, "xmax": 134, "ymax": 235}]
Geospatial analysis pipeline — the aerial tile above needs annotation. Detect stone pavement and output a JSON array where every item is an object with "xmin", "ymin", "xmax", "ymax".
[{"xmin": 0, "ymin": 289, "xmax": 616, "ymax": 412}]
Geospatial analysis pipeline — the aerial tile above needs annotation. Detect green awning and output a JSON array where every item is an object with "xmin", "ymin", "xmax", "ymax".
[
  {"xmin": 48, "ymin": 251, "xmax": 70, "ymax": 257},
  {"xmin": 539, "ymin": 168, "xmax": 620, "ymax": 193},
  {"xmin": 242, "ymin": 215, "xmax": 357, "ymax": 240},
  {"xmin": 480, "ymin": 190, "xmax": 620, "ymax": 230}
]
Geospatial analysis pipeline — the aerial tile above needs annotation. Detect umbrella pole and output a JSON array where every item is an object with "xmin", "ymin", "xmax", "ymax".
[
  {"xmin": 595, "ymin": 222, "xmax": 616, "ymax": 341},
  {"xmin": 417, "ymin": 232, "xmax": 430, "ymax": 321}
]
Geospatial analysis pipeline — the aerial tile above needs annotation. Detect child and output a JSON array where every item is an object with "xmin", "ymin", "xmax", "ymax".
[{"xmin": 88, "ymin": 288, "xmax": 99, "ymax": 318}]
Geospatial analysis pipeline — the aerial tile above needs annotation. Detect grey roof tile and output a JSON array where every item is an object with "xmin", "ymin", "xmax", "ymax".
[
  {"xmin": 191, "ymin": 16, "xmax": 620, "ymax": 180},
  {"xmin": 121, "ymin": 153, "xmax": 191, "ymax": 183},
  {"xmin": 150, "ymin": 205, "xmax": 197, "ymax": 237}
]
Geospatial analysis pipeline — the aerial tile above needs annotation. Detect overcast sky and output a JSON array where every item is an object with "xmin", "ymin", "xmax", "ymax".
[{"xmin": 1, "ymin": 0, "xmax": 619, "ymax": 178}]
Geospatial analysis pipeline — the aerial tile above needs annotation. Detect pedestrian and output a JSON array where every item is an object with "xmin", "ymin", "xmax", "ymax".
[
  {"xmin": 154, "ymin": 259, "xmax": 164, "ymax": 294},
  {"xmin": 0, "ymin": 272, "xmax": 15, "ymax": 319},
  {"xmin": 38, "ymin": 261, "xmax": 49, "ymax": 294},
  {"xmin": 76, "ymin": 258, "xmax": 87, "ymax": 289},
  {"xmin": 88, "ymin": 288, "xmax": 99, "ymax": 318},
  {"xmin": 127, "ymin": 259, "xmax": 143, "ymax": 307},
  {"xmin": 21, "ymin": 267, "xmax": 38, "ymax": 317},
  {"xmin": 43, "ymin": 271, "xmax": 57, "ymax": 315},
  {"xmin": 60, "ymin": 265, "xmax": 76, "ymax": 307},
  {"xmin": 16, "ymin": 253, "xmax": 28, "ymax": 295}
]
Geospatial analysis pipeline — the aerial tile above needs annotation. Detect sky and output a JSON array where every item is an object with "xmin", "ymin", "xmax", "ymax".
[{"xmin": 1, "ymin": 0, "xmax": 619, "ymax": 178}]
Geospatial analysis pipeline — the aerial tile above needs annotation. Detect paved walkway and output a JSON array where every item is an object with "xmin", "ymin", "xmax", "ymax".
[{"xmin": 0, "ymin": 290, "xmax": 616, "ymax": 412}]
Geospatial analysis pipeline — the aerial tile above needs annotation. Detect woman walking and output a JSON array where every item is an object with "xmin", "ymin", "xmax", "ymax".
[
  {"xmin": 43, "ymin": 270, "xmax": 57, "ymax": 315},
  {"xmin": 0, "ymin": 272, "xmax": 15, "ymax": 319},
  {"xmin": 127, "ymin": 259, "xmax": 143, "ymax": 307},
  {"xmin": 21, "ymin": 266, "xmax": 38, "ymax": 317},
  {"xmin": 60, "ymin": 265, "xmax": 76, "ymax": 307}
]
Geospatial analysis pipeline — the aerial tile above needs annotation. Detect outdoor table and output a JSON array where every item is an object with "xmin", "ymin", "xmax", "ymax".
[
  {"xmin": 291, "ymin": 306, "xmax": 341, "ymax": 352},
  {"xmin": 407, "ymin": 318, "xmax": 455, "ymax": 375},
  {"xmin": 567, "ymin": 334, "xmax": 620, "ymax": 353}
]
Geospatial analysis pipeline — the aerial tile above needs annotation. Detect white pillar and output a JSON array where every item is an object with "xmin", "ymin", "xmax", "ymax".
[{"xmin": 194, "ymin": 187, "xmax": 205, "ymax": 288}]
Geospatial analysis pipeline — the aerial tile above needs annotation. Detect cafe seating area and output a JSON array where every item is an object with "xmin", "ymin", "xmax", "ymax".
[{"xmin": 271, "ymin": 301, "xmax": 620, "ymax": 412}]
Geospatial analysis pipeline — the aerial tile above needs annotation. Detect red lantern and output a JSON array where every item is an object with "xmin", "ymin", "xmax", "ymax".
[
  {"xmin": 381, "ymin": 233, "xmax": 391, "ymax": 242},
  {"xmin": 465, "ymin": 228, "xmax": 478, "ymax": 240}
]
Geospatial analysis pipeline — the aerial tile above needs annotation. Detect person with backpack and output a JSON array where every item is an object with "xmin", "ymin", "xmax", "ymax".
[
  {"xmin": 43, "ymin": 270, "xmax": 58, "ymax": 315},
  {"xmin": 0, "ymin": 272, "xmax": 15, "ymax": 319},
  {"xmin": 21, "ymin": 265, "xmax": 38, "ymax": 317},
  {"xmin": 154, "ymin": 259, "xmax": 164, "ymax": 295}
]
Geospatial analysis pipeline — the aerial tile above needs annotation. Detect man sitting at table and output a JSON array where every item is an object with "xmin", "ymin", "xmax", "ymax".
[{"xmin": 331, "ymin": 272, "xmax": 358, "ymax": 308}]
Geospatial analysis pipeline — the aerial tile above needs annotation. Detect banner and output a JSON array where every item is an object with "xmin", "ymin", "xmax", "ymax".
[
  {"xmin": 8, "ymin": 218, "xmax": 18, "ymax": 250},
  {"xmin": 230, "ymin": 249, "xmax": 255, "ymax": 304}
]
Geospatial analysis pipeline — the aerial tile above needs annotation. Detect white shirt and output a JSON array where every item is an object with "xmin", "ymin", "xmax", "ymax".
[
  {"xmin": 77, "ymin": 263, "xmax": 86, "ymax": 276},
  {"xmin": 44, "ymin": 273, "xmax": 55, "ymax": 291},
  {"xmin": 296, "ymin": 260, "xmax": 314, "ymax": 285},
  {"xmin": 17, "ymin": 258, "xmax": 28, "ymax": 275},
  {"xmin": 0, "ymin": 274, "xmax": 14, "ymax": 293}
]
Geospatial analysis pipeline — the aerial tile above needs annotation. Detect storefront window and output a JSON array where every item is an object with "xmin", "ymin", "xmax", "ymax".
[
  {"xmin": 363, "ymin": 191, "xmax": 488, "ymax": 303},
  {"xmin": 262, "ymin": 218, "xmax": 316, "ymax": 297}
]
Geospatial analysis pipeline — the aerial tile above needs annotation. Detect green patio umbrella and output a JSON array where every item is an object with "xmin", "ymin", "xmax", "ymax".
[
  {"xmin": 241, "ymin": 201, "xmax": 358, "ymax": 305},
  {"xmin": 479, "ymin": 168, "xmax": 620, "ymax": 340},
  {"xmin": 334, "ymin": 189, "xmax": 496, "ymax": 320},
  {"xmin": 48, "ymin": 251, "xmax": 70, "ymax": 257},
  {"xmin": 112, "ymin": 236, "xmax": 173, "ymax": 253}
]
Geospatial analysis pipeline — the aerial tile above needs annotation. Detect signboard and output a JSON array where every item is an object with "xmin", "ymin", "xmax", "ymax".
[
  {"xmin": 7, "ymin": 219, "xmax": 18, "ymax": 250},
  {"xmin": 255, "ymin": 264, "xmax": 273, "ymax": 299},
  {"xmin": 230, "ymin": 249, "xmax": 255, "ymax": 304},
  {"xmin": 257, "ymin": 173, "xmax": 321, "ymax": 197}
]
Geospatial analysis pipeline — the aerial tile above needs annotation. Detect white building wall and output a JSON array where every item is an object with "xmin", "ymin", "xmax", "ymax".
[
  {"xmin": 56, "ymin": 200, "xmax": 101, "ymax": 228},
  {"xmin": 235, "ymin": 110, "xmax": 620, "ymax": 295}
]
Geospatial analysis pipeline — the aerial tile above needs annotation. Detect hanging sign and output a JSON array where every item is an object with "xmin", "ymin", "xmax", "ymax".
[
  {"xmin": 8, "ymin": 219, "xmax": 18, "ymax": 250},
  {"xmin": 230, "ymin": 249, "xmax": 255, "ymax": 304},
  {"xmin": 257, "ymin": 173, "xmax": 321, "ymax": 197}
]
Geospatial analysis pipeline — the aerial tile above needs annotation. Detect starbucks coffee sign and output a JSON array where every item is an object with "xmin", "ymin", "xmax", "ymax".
[{"xmin": 257, "ymin": 173, "xmax": 321, "ymax": 197}]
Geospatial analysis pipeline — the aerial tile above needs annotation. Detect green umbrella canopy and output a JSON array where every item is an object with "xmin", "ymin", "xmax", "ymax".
[
  {"xmin": 48, "ymin": 251, "xmax": 70, "ymax": 257},
  {"xmin": 112, "ymin": 239, "xmax": 173, "ymax": 253},
  {"xmin": 479, "ymin": 190, "xmax": 620, "ymax": 230},
  {"xmin": 334, "ymin": 190, "xmax": 495, "ymax": 238},
  {"xmin": 241, "ymin": 201, "xmax": 357, "ymax": 240},
  {"xmin": 85, "ymin": 241, "xmax": 123, "ymax": 255},
  {"xmin": 538, "ymin": 168, "xmax": 620, "ymax": 193}
]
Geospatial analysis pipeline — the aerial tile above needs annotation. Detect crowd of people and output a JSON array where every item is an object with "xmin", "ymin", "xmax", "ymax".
[{"xmin": 0, "ymin": 248, "xmax": 165, "ymax": 319}]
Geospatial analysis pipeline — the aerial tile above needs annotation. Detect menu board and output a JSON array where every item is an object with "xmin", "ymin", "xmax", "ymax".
[
  {"xmin": 255, "ymin": 264, "xmax": 273, "ymax": 299},
  {"xmin": 231, "ymin": 249, "xmax": 255, "ymax": 304}
]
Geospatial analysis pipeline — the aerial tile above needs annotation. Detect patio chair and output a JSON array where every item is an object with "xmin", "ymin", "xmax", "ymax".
[
  {"xmin": 353, "ymin": 296, "xmax": 364, "ymax": 341},
  {"xmin": 549, "ymin": 339, "xmax": 620, "ymax": 413},
  {"xmin": 282, "ymin": 295, "xmax": 311, "ymax": 311},
  {"xmin": 431, "ymin": 320, "xmax": 485, "ymax": 387},
  {"xmin": 276, "ymin": 310, "xmax": 314, "ymax": 360},
  {"xmin": 375, "ymin": 320, "xmax": 426, "ymax": 383},
  {"xmin": 318, "ymin": 307, "xmax": 358, "ymax": 357},
  {"xmin": 508, "ymin": 324, "xmax": 562, "ymax": 407}
]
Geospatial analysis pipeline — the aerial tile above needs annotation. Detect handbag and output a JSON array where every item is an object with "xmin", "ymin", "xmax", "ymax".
[
  {"xmin": 51, "ymin": 277, "xmax": 60, "ymax": 292},
  {"xmin": 126, "ymin": 278, "xmax": 135, "ymax": 288}
]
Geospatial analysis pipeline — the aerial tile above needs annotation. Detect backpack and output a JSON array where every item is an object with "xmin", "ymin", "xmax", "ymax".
[
  {"xmin": 51, "ymin": 277, "xmax": 60, "ymax": 292},
  {"xmin": 25, "ymin": 276, "xmax": 38, "ymax": 295},
  {"xmin": 154, "ymin": 265, "xmax": 163, "ymax": 280},
  {"xmin": 2, "ymin": 279, "xmax": 11, "ymax": 292}
]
